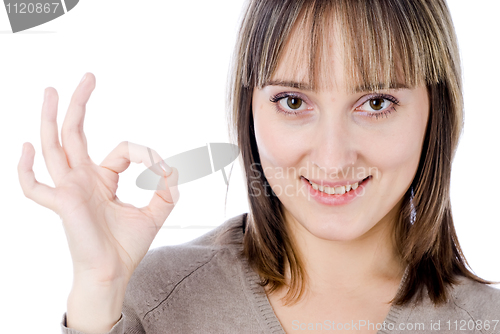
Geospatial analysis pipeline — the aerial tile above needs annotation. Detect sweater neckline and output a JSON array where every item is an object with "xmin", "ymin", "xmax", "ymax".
[
  {"xmin": 233, "ymin": 214, "xmax": 409, "ymax": 334},
  {"xmin": 240, "ymin": 255, "xmax": 409, "ymax": 334}
]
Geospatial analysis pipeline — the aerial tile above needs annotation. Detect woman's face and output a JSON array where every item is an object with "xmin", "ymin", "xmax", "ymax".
[{"xmin": 252, "ymin": 40, "xmax": 429, "ymax": 242}]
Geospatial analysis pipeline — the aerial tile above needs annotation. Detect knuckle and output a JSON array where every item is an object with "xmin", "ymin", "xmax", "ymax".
[
  {"xmin": 61, "ymin": 126, "xmax": 82, "ymax": 137},
  {"xmin": 119, "ymin": 140, "xmax": 129, "ymax": 148},
  {"xmin": 155, "ymin": 191, "xmax": 172, "ymax": 205},
  {"xmin": 20, "ymin": 184, "xmax": 32, "ymax": 199}
]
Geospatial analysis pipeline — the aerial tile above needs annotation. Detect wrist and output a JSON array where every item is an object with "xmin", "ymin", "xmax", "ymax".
[{"xmin": 66, "ymin": 279, "xmax": 129, "ymax": 333}]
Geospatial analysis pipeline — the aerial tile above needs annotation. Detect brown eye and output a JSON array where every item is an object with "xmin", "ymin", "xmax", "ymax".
[
  {"xmin": 369, "ymin": 98, "xmax": 385, "ymax": 111},
  {"xmin": 287, "ymin": 97, "xmax": 303, "ymax": 109}
]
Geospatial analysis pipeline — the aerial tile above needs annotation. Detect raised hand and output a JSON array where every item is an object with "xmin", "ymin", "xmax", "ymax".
[{"xmin": 17, "ymin": 73, "xmax": 179, "ymax": 332}]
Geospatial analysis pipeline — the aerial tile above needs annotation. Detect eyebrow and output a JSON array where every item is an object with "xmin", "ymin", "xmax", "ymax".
[{"xmin": 262, "ymin": 80, "xmax": 409, "ymax": 92}]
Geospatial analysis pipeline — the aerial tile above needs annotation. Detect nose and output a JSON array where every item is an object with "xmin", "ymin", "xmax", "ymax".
[{"xmin": 308, "ymin": 114, "xmax": 358, "ymax": 180}]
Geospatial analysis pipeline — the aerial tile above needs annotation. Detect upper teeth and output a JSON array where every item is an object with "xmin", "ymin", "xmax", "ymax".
[{"xmin": 308, "ymin": 179, "xmax": 360, "ymax": 195}]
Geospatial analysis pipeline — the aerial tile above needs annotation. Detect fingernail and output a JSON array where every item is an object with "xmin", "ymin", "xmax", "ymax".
[
  {"xmin": 21, "ymin": 143, "xmax": 25, "ymax": 155},
  {"xmin": 80, "ymin": 73, "xmax": 87, "ymax": 83},
  {"xmin": 160, "ymin": 161, "xmax": 172, "ymax": 175}
]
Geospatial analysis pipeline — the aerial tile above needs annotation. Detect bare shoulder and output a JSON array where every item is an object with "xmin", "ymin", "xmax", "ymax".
[{"xmin": 452, "ymin": 276, "xmax": 500, "ymax": 319}]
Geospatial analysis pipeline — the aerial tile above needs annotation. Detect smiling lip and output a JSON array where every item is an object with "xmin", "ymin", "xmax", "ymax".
[
  {"xmin": 303, "ymin": 176, "xmax": 369, "ymax": 188},
  {"xmin": 302, "ymin": 176, "xmax": 371, "ymax": 206}
]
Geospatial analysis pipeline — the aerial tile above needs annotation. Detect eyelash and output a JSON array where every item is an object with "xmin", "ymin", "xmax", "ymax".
[
  {"xmin": 269, "ymin": 92, "xmax": 400, "ymax": 119},
  {"xmin": 270, "ymin": 92, "xmax": 306, "ymax": 117},
  {"xmin": 362, "ymin": 94, "xmax": 400, "ymax": 119}
]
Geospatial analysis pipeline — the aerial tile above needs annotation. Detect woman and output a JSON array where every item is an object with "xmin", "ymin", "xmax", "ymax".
[{"xmin": 18, "ymin": 0, "xmax": 500, "ymax": 333}]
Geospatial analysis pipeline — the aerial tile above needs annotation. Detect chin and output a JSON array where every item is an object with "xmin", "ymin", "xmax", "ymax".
[{"xmin": 298, "ymin": 214, "xmax": 372, "ymax": 242}]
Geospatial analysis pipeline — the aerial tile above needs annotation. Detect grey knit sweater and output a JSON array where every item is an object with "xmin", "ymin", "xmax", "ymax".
[{"xmin": 61, "ymin": 213, "xmax": 500, "ymax": 334}]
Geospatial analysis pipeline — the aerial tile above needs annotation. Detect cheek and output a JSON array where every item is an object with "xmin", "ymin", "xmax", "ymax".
[
  {"xmin": 364, "ymin": 111, "xmax": 427, "ymax": 185},
  {"xmin": 254, "ymin": 108, "xmax": 308, "ymax": 172}
]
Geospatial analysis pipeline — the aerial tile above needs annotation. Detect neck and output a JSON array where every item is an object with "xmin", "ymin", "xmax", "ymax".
[{"xmin": 282, "ymin": 204, "xmax": 405, "ymax": 301}]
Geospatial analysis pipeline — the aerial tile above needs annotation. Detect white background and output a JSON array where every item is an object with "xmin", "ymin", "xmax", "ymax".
[{"xmin": 0, "ymin": 1, "xmax": 498, "ymax": 332}]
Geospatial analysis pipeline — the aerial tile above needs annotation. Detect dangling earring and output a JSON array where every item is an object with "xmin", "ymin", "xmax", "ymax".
[{"xmin": 410, "ymin": 186, "xmax": 416, "ymax": 225}]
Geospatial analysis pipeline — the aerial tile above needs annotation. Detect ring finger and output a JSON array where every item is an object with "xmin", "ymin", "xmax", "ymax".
[{"xmin": 40, "ymin": 87, "xmax": 71, "ymax": 185}]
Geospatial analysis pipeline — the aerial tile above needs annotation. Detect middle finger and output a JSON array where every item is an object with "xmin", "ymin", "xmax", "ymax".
[{"xmin": 61, "ymin": 72, "xmax": 95, "ymax": 167}]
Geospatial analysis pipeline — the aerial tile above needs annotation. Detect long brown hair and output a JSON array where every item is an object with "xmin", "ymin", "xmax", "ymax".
[{"xmin": 220, "ymin": 0, "xmax": 494, "ymax": 307}]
